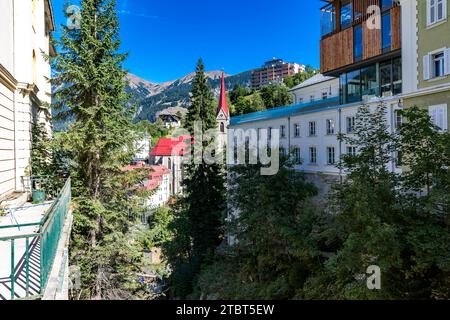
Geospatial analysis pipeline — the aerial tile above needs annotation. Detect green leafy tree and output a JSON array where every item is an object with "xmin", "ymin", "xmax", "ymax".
[
  {"xmin": 305, "ymin": 104, "xmax": 450, "ymax": 300},
  {"xmin": 232, "ymin": 93, "xmax": 266, "ymax": 116},
  {"xmin": 195, "ymin": 157, "xmax": 319, "ymax": 299},
  {"xmin": 51, "ymin": 0, "xmax": 149, "ymax": 299},
  {"xmin": 284, "ymin": 65, "xmax": 318, "ymax": 89},
  {"xmin": 259, "ymin": 85, "xmax": 292, "ymax": 109},
  {"xmin": 164, "ymin": 59, "xmax": 226, "ymax": 298}
]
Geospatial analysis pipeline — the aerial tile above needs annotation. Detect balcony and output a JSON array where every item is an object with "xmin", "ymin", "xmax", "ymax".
[
  {"xmin": 320, "ymin": 0, "xmax": 401, "ymax": 75},
  {"xmin": 0, "ymin": 178, "xmax": 72, "ymax": 300}
]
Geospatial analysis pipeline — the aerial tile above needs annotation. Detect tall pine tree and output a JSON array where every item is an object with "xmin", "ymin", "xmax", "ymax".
[
  {"xmin": 51, "ymin": 0, "xmax": 149, "ymax": 299},
  {"xmin": 164, "ymin": 59, "xmax": 226, "ymax": 298}
]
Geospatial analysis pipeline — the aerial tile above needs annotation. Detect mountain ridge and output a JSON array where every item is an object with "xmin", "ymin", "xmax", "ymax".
[{"xmin": 128, "ymin": 70, "xmax": 252, "ymax": 122}]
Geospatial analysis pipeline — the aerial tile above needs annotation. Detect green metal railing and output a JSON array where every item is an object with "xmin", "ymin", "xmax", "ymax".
[{"xmin": 0, "ymin": 178, "xmax": 71, "ymax": 300}]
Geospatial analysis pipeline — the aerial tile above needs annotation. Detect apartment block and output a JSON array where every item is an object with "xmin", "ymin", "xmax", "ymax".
[
  {"xmin": 251, "ymin": 58, "xmax": 305, "ymax": 89},
  {"xmin": 402, "ymin": 0, "xmax": 450, "ymax": 132}
]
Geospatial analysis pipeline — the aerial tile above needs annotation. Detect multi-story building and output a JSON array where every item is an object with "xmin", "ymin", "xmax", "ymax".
[
  {"xmin": 150, "ymin": 135, "xmax": 191, "ymax": 195},
  {"xmin": 251, "ymin": 58, "xmax": 305, "ymax": 89},
  {"xmin": 133, "ymin": 135, "xmax": 151, "ymax": 162},
  {"xmin": 289, "ymin": 73, "xmax": 340, "ymax": 104},
  {"xmin": 0, "ymin": 1, "xmax": 74, "ymax": 301},
  {"xmin": 402, "ymin": 0, "xmax": 450, "ymax": 131},
  {"xmin": 125, "ymin": 163, "xmax": 171, "ymax": 209},
  {"xmin": 0, "ymin": 0, "xmax": 55, "ymax": 201},
  {"xmin": 230, "ymin": 0, "xmax": 405, "ymax": 192},
  {"xmin": 320, "ymin": 0, "xmax": 402, "ymax": 103}
]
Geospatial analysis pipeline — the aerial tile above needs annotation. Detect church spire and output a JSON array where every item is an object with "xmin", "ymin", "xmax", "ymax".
[{"xmin": 217, "ymin": 72, "xmax": 230, "ymax": 119}]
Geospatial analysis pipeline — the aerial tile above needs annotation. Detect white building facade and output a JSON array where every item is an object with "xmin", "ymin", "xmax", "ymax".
[
  {"xmin": 230, "ymin": 75, "xmax": 403, "ymax": 193},
  {"xmin": 0, "ymin": 0, "xmax": 55, "ymax": 200}
]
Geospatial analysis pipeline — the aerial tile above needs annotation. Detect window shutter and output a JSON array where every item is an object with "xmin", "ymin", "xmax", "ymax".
[
  {"xmin": 445, "ymin": 48, "xmax": 450, "ymax": 75},
  {"xmin": 444, "ymin": 0, "xmax": 448, "ymax": 20},
  {"xmin": 438, "ymin": 105, "xmax": 448, "ymax": 131},
  {"xmin": 429, "ymin": 106, "xmax": 438, "ymax": 126},
  {"xmin": 423, "ymin": 54, "xmax": 431, "ymax": 80},
  {"xmin": 438, "ymin": 0, "xmax": 446, "ymax": 20}
]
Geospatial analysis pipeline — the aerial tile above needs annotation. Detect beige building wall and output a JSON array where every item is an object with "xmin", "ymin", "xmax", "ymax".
[{"xmin": 0, "ymin": 0, "xmax": 55, "ymax": 200}]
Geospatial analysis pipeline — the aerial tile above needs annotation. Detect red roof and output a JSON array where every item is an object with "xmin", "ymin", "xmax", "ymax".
[
  {"xmin": 217, "ymin": 72, "xmax": 230, "ymax": 119},
  {"xmin": 150, "ymin": 135, "xmax": 192, "ymax": 157},
  {"xmin": 124, "ymin": 164, "xmax": 171, "ymax": 191}
]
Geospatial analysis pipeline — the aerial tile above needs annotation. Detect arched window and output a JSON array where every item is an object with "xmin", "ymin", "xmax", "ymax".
[{"xmin": 220, "ymin": 122, "xmax": 225, "ymax": 133}]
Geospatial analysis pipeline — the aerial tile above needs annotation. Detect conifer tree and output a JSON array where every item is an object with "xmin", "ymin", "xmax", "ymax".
[
  {"xmin": 51, "ymin": 0, "xmax": 148, "ymax": 299},
  {"xmin": 164, "ymin": 59, "xmax": 226, "ymax": 298}
]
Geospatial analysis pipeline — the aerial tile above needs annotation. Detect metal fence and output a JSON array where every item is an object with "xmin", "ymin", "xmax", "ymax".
[{"xmin": 0, "ymin": 178, "xmax": 71, "ymax": 300}]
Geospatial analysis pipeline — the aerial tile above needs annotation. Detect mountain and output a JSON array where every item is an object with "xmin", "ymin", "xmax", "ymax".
[
  {"xmin": 129, "ymin": 70, "xmax": 252, "ymax": 122},
  {"xmin": 52, "ymin": 70, "xmax": 252, "ymax": 130}
]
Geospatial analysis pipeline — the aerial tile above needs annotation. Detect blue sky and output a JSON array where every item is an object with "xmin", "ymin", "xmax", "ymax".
[{"xmin": 53, "ymin": 0, "xmax": 322, "ymax": 83}]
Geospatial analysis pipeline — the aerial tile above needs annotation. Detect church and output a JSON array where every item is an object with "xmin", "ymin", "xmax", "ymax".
[{"xmin": 216, "ymin": 72, "xmax": 230, "ymax": 148}]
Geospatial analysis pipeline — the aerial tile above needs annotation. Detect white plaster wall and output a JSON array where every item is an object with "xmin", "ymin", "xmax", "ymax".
[
  {"xmin": 147, "ymin": 175, "xmax": 171, "ymax": 208},
  {"xmin": 0, "ymin": 0, "xmax": 14, "ymax": 73},
  {"xmin": 290, "ymin": 78, "xmax": 339, "ymax": 104},
  {"xmin": 401, "ymin": 0, "xmax": 418, "ymax": 94},
  {"xmin": 229, "ymin": 97, "xmax": 403, "ymax": 179},
  {"xmin": 0, "ymin": 84, "xmax": 15, "ymax": 196},
  {"xmin": 0, "ymin": 0, "xmax": 54, "ymax": 198}
]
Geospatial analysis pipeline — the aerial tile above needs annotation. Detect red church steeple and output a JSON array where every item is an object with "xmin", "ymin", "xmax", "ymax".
[{"xmin": 217, "ymin": 72, "xmax": 230, "ymax": 119}]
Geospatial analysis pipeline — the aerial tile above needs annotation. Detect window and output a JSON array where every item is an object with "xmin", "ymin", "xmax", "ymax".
[
  {"xmin": 309, "ymin": 121, "xmax": 317, "ymax": 136},
  {"xmin": 354, "ymin": 24, "xmax": 363, "ymax": 61},
  {"xmin": 347, "ymin": 146, "xmax": 357, "ymax": 156},
  {"xmin": 395, "ymin": 151, "xmax": 403, "ymax": 168},
  {"xmin": 220, "ymin": 122, "xmax": 225, "ymax": 133},
  {"xmin": 380, "ymin": 61, "xmax": 393, "ymax": 97},
  {"xmin": 294, "ymin": 124, "xmax": 301, "ymax": 137},
  {"xmin": 361, "ymin": 65, "xmax": 378, "ymax": 98},
  {"xmin": 310, "ymin": 147, "xmax": 317, "ymax": 164},
  {"xmin": 310, "ymin": 95, "xmax": 315, "ymax": 102},
  {"xmin": 321, "ymin": 3, "xmax": 336, "ymax": 37},
  {"xmin": 258, "ymin": 128, "xmax": 262, "ymax": 140},
  {"xmin": 395, "ymin": 110, "xmax": 403, "ymax": 131},
  {"xmin": 429, "ymin": 104, "xmax": 448, "ymax": 131},
  {"xmin": 293, "ymin": 147, "xmax": 302, "ymax": 164},
  {"xmin": 340, "ymin": 59, "xmax": 403, "ymax": 104},
  {"xmin": 326, "ymin": 119, "xmax": 335, "ymax": 135},
  {"xmin": 427, "ymin": 0, "xmax": 447, "ymax": 26},
  {"xmin": 347, "ymin": 69, "xmax": 361, "ymax": 103},
  {"xmin": 340, "ymin": 0, "xmax": 353, "ymax": 29},
  {"xmin": 322, "ymin": 91, "xmax": 328, "ymax": 100},
  {"xmin": 280, "ymin": 125, "xmax": 286, "ymax": 138},
  {"xmin": 347, "ymin": 116, "xmax": 356, "ymax": 133},
  {"xmin": 392, "ymin": 57, "xmax": 403, "ymax": 95},
  {"xmin": 434, "ymin": 52, "xmax": 445, "ymax": 77},
  {"xmin": 327, "ymin": 147, "xmax": 336, "ymax": 165},
  {"xmin": 382, "ymin": 13, "xmax": 392, "ymax": 51},
  {"xmin": 268, "ymin": 127, "xmax": 272, "ymax": 141},
  {"xmin": 280, "ymin": 146, "xmax": 287, "ymax": 157},
  {"xmin": 424, "ymin": 49, "xmax": 449, "ymax": 80},
  {"xmin": 381, "ymin": 0, "xmax": 394, "ymax": 11}
]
